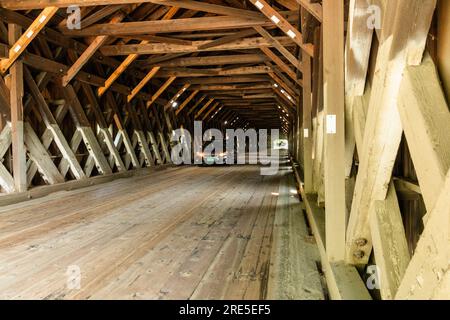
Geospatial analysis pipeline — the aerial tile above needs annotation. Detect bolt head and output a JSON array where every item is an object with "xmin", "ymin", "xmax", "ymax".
[
  {"xmin": 353, "ymin": 250, "xmax": 365, "ymax": 260},
  {"xmin": 355, "ymin": 238, "xmax": 368, "ymax": 247}
]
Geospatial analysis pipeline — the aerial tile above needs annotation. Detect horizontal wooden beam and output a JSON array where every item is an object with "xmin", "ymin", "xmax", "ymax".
[
  {"xmin": 154, "ymin": 66, "xmax": 272, "ymax": 77},
  {"xmin": 100, "ymin": 36, "xmax": 295, "ymax": 56},
  {"xmin": 191, "ymin": 83, "xmax": 273, "ymax": 91},
  {"xmin": 178, "ymin": 75, "xmax": 269, "ymax": 84},
  {"xmin": 61, "ymin": 13, "xmax": 298, "ymax": 37},
  {"xmin": 140, "ymin": 54, "xmax": 269, "ymax": 68},
  {"xmin": 1, "ymin": 0, "xmax": 261, "ymax": 19}
]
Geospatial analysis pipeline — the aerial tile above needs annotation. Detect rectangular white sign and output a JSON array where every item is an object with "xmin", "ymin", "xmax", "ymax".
[
  {"xmin": 326, "ymin": 115, "xmax": 337, "ymax": 134},
  {"xmin": 303, "ymin": 128, "xmax": 309, "ymax": 138}
]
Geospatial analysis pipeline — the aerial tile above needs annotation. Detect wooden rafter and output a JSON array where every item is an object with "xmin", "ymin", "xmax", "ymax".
[
  {"xmin": 164, "ymin": 83, "xmax": 190, "ymax": 110},
  {"xmin": 97, "ymin": 6, "xmax": 178, "ymax": 97},
  {"xmin": 128, "ymin": 66, "xmax": 161, "ymax": 102},
  {"xmin": 175, "ymin": 90, "xmax": 199, "ymax": 115},
  {"xmin": 146, "ymin": 76, "xmax": 177, "ymax": 108},
  {"xmin": 61, "ymin": 5, "xmax": 136, "ymax": 87},
  {"xmin": 248, "ymin": 0, "xmax": 313, "ymax": 56},
  {"xmin": 0, "ymin": 7, "xmax": 58, "ymax": 74}
]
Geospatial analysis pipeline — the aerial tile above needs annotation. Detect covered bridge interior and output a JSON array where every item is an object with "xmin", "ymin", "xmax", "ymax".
[{"xmin": 0, "ymin": 0, "xmax": 448, "ymax": 300}]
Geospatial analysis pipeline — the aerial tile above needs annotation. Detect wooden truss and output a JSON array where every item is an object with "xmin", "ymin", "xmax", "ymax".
[
  {"xmin": 292, "ymin": 0, "xmax": 448, "ymax": 300},
  {"xmin": 0, "ymin": 0, "xmax": 448, "ymax": 300}
]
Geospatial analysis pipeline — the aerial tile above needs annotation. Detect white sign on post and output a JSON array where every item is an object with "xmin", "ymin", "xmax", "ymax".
[
  {"xmin": 326, "ymin": 115, "xmax": 337, "ymax": 135},
  {"xmin": 303, "ymin": 128, "xmax": 309, "ymax": 138}
]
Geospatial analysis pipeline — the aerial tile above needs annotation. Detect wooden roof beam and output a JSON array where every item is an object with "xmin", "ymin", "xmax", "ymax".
[
  {"xmin": 153, "ymin": 66, "xmax": 272, "ymax": 78},
  {"xmin": 0, "ymin": 7, "xmax": 58, "ymax": 74},
  {"xmin": 164, "ymin": 83, "xmax": 191, "ymax": 110},
  {"xmin": 260, "ymin": 45, "xmax": 302, "ymax": 86},
  {"xmin": 61, "ymin": 5, "xmax": 136, "ymax": 87},
  {"xmin": 175, "ymin": 89, "xmax": 199, "ymax": 115},
  {"xmin": 149, "ymin": 0, "xmax": 262, "ymax": 19},
  {"xmin": 139, "ymin": 54, "xmax": 268, "ymax": 68},
  {"xmin": 62, "ymin": 12, "xmax": 298, "ymax": 37},
  {"xmin": 187, "ymin": 94, "xmax": 207, "ymax": 116},
  {"xmin": 295, "ymin": 0, "xmax": 323, "ymax": 22},
  {"xmin": 248, "ymin": 0, "xmax": 313, "ymax": 56},
  {"xmin": 255, "ymin": 26, "xmax": 304, "ymax": 72},
  {"xmin": 178, "ymin": 75, "xmax": 269, "ymax": 85},
  {"xmin": 97, "ymin": 6, "xmax": 178, "ymax": 97},
  {"xmin": 3, "ymin": 0, "xmax": 261, "ymax": 19},
  {"xmin": 146, "ymin": 76, "xmax": 177, "ymax": 108},
  {"xmin": 191, "ymin": 83, "xmax": 273, "ymax": 91},
  {"xmin": 195, "ymin": 99, "xmax": 216, "ymax": 119},
  {"xmin": 100, "ymin": 36, "xmax": 295, "ymax": 56},
  {"xmin": 127, "ymin": 66, "xmax": 161, "ymax": 103},
  {"xmin": 268, "ymin": 71, "xmax": 298, "ymax": 98},
  {"xmin": 0, "ymin": 8, "xmax": 127, "ymax": 72},
  {"xmin": 202, "ymin": 103, "xmax": 221, "ymax": 121},
  {"xmin": 197, "ymin": 29, "xmax": 258, "ymax": 50}
]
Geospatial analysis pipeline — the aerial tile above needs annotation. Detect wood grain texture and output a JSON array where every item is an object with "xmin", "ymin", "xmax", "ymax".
[{"xmin": 0, "ymin": 160, "xmax": 323, "ymax": 300}]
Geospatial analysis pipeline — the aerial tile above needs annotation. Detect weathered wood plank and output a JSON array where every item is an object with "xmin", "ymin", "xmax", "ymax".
[
  {"xmin": 369, "ymin": 181, "xmax": 410, "ymax": 300},
  {"xmin": 9, "ymin": 24, "xmax": 27, "ymax": 192},
  {"xmin": 396, "ymin": 172, "xmax": 450, "ymax": 299},
  {"xmin": 397, "ymin": 54, "xmax": 450, "ymax": 213},
  {"xmin": 346, "ymin": 0, "xmax": 437, "ymax": 264},
  {"xmin": 24, "ymin": 122, "xmax": 65, "ymax": 185},
  {"xmin": 323, "ymin": 0, "xmax": 346, "ymax": 262}
]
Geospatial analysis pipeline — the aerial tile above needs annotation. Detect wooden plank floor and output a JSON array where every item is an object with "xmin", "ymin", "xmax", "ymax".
[{"xmin": 0, "ymin": 159, "xmax": 324, "ymax": 299}]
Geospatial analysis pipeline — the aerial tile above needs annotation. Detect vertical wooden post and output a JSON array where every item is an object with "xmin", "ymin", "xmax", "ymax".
[
  {"xmin": 302, "ymin": 53, "xmax": 313, "ymax": 193},
  {"xmin": 323, "ymin": 0, "xmax": 346, "ymax": 262},
  {"xmin": 295, "ymin": 97, "xmax": 301, "ymax": 163},
  {"xmin": 9, "ymin": 24, "xmax": 27, "ymax": 192}
]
